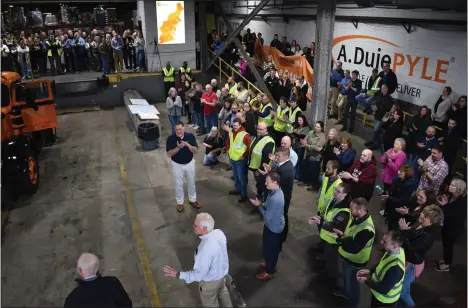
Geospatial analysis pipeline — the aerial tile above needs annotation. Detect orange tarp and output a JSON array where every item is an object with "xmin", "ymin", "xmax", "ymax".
[{"xmin": 254, "ymin": 40, "xmax": 313, "ymax": 99}]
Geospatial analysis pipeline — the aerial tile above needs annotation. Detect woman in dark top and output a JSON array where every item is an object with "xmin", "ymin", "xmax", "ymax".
[
  {"xmin": 407, "ymin": 106, "xmax": 432, "ymax": 154},
  {"xmin": 321, "ymin": 128, "xmax": 340, "ymax": 172},
  {"xmin": 291, "ymin": 86, "xmax": 307, "ymax": 111},
  {"xmin": 394, "ymin": 189, "xmax": 437, "ymax": 226},
  {"xmin": 382, "ymin": 109, "xmax": 403, "ymax": 152},
  {"xmin": 434, "ymin": 178, "xmax": 467, "ymax": 272},
  {"xmin": 382, "ymin": 164, "xmax": 416, "ymax": 231},
  {"xmin": 335, "ymin": 136, "xmax": 356, "ymax": 172},
  {"xmin": 398, "ymin": 205, "xmax": 443, "ymax": 307},
  {"xmin": 242, "ymin": 102, "xmax": 257, "ymax": 137}
]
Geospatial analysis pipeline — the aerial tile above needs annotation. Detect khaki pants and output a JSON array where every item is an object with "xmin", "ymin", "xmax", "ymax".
[
  {"xmin": 199, "ymin": 277, "xmax": 233, "ymax": 308},
  {"xmin": 328, "ymin": 87, "xmax": 340, "ymax": 116},
  {"xmin": 336, "ymin": 93, "xmax": 347, "ymax": 120},
  {"xmin": 113, "ymin": 50, "xmax": 124, "ymax": 73}
]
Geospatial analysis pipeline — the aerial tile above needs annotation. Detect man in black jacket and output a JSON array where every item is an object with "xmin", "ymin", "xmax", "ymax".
[
  {"xmin": 64, "ymin": 253, "xmax": 132, "ymax": 308},
  {"xmin": 378, "ymin": 63, "xmax": 398, "ymax": 95},
  {"xmin": 309, "ymin": 182, "xmax": 351, "ymax": 287},
  {"xmin": 340, "ymin": 70, "xmax": 363, "ymax": 133},
  {"xmin": 366, "ymin": 84, "xmax": 394, "ymax": 150},
  {"xmin": 261, "ymin": 147, "xmax": 295, "ymax": 250},
  {"xmin": 333, "ymin": 197, "xmax": 375, "ymax": 307},
  {"xmin": 438, "ymin": 118, "xmax": 461, "ymax": 171}
]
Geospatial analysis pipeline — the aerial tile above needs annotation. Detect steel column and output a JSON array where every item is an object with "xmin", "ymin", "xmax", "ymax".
[
  {"xmin": 206, "ymin": 0, "xmax": 271, "ymax": 70},
  {"xmin": 198, "ymin": 1, "xmax": 209, "ymax": 70},
  {"xmin": 310, "ymin": 0, "xmax": 336, "ymax": 127}
]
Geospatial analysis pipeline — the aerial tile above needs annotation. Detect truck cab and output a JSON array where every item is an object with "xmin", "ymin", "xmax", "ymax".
[{"xmin": 1, "ymin": 72, "xmax": 57, "ymax": 195}]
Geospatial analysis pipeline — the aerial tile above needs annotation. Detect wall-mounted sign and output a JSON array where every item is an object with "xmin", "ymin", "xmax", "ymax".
[{"xmin": 156, "ymin": 1, "xmax": 185, "ymax": 44}]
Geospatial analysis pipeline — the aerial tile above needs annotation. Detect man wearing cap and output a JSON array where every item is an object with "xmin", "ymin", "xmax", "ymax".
[
  {"xmin": 179, "ymin": 61, "xmax": 192, "ymax": 81},
  {"xmin": 328, "ymin": 61, "xmax": 344, "ymax": 119}
]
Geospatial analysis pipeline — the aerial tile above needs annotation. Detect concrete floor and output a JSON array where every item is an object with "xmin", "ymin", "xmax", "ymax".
[{"xmin": 1, "ymin": 105, "xmax": 466, "ymax": 307}]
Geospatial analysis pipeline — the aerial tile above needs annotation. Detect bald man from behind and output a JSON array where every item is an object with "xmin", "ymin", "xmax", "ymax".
[{"xmin": 64, "ymin": 253, "xmax": 132, "ymax": 308}]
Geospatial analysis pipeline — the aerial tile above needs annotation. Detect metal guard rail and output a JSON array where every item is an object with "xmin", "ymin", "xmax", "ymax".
[
  {"xmin": 209, "ymin": 50, "xmax": 266, "ymax": 97},
  {"xmin": 209, "ymin": 50, "xmax": 466, "ymax": 177}
]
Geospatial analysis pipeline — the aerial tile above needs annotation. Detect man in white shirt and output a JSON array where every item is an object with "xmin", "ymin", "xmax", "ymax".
[
  {"xmin": 281, "ymin": 136, "xmax": 298, "ymax": 167},
  {"xmin": 164, "ymin": 213, "xmax": 233, "ymax": 307}
]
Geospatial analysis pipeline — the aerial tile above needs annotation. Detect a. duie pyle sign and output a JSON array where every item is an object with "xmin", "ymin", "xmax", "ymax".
[{"xmin": 332, "ymin": 22, "xmax": 467, "ymax": 106}]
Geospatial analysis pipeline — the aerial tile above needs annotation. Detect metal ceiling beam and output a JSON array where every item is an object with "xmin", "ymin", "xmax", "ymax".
[
  {"xmin": 223, "ymin": 6, "xmax": 467, "ymax": 23},
  {"xmin": 205, "ymin": 0, "xmax": 271, "ymax": 71},
  {"xmin": 213, "ymin": 2, "xmax": 276, "ymax": 105}
]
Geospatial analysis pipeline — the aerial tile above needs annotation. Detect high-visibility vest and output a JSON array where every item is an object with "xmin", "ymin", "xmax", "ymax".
[
  {"xmin": 319, "ymin": 199, "xmax": 352, "ymax": 244},
  {"xmin": 225, "ymin": 83, "xmax": 237, "ymax": 95},
  {"xmin": 248, "ymin": 135, "xmax": 275, "ymax": 169},
  {"xmin": 179, "ymin": 66, "xmax": 191, "ymax": 74},
  {"xmin": 370, "ymin": 249, "xmax": 406, "ymax": 304},
  {"xmin": 317, "ymin": 176, "xmax": 342, "ymax": 214},
  {"xmin": 229, "ymin": 130, "xmax": 248, "ymax": 161},
  {"xmin": 367, "ymin": 76, "xmax": 382, "ymax": 96},
  {"xmin": 273, "ymin": 106, "xmax": 290, "ymax": 132},
  {"xmin": 46, "ymin": 40, "xmax": 62, "ymax": 56},
  {"xmin": 235, "ymin": 88, "xmax": 248, "ymax": 102},
  {"xmin": 258, "ymin": 103, "xmax": 273, "ymax": 127},
  {"xmin": 339, "ymin": 215, "xmax": 375, "ymax": 264},
  {"xmin": 163, "ymin": 67, "xmax": 175, "ymax": 82},
  {"xmin": 286, "ymin": 106, "xmax": 302, "ymax": 131}
]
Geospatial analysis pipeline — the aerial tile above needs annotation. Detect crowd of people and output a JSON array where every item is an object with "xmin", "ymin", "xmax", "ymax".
[
  {"xmin": 1, "ymin": 28, "xmax": 146, "ymax": 78},
  {"xmin": 61, "ymin": 31, "xmax": 466, "ymax": 308}
]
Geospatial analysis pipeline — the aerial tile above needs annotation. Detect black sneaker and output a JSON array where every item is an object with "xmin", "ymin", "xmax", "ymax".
[
  {"xmin": 229, "ymin": 190, "xmax": 241, "ymax": 196},
  {"xmin": 365, "ymin": 141, "xmax": 373, "ymax": 146},
  {"xmin": 238, "ymin": 196, "xmax": 249, "ymax": 203}
]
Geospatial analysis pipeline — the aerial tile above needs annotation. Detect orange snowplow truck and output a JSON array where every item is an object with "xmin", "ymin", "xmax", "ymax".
[{"xmin": 1, "ymin": 72, "xmax": 57, "ymax": 195}]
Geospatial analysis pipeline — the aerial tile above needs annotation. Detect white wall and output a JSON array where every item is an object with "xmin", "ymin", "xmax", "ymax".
[
  {"xmin": 138, "ymin": 0, "xmax": 196, "ymax": 72},
  {"xmin": 226, "ymin": 17, "xmax": 467, "ymax": 106}
]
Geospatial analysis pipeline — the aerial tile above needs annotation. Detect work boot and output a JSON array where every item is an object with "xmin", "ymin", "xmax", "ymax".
[
  {"xmin": 176, "ymin": 204, "xmax": 184, "ymax": 212},
  {"xmin": 189, "ymin": 201, "xmax": 200, "ymax": 209},
  {"xmin": 238, "ymin": 196, "xmax": 249, "ymax": 203},
  {"xmin": 255, "ymin": 272, "xmax": 274, "ymax": 280}
]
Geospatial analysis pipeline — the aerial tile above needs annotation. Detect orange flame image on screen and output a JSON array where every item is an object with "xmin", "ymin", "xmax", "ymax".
[{"xmin": 159, "ymin": 2, "xmax": 184, "ymax": 44}]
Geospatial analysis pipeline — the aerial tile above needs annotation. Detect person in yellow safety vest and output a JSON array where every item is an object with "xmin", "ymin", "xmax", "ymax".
[
  {"xmin": 46, "ymin": 35, "xmax": 63, "ymax": 75},
  {"xmin": 247, "ymin": 122, "xmax": 275, "ymax": 202},
  {"xmin": 317, "ymin": 160, "xmax": 343, "ymax": 223},
  {"xmin": 308, "ymin": 181, "xmax": 351, "ymax": 286},
  {"xmin": 225, "ymin": 76, "xmax": 237, "ymax": 96},
  {"xmin": 226, "ymin": 118, "xmax": 252, "ymax": 203},
  {"xmin": 357, "ymin": 230, "xmax": 405, "ymax": 307},
  {"xmin": 234, "ymin": 81, "xmax": 249, "ymax": 104},
  {"xmin": 356, "ymin": 68, "xmax": 381, "ymax": 112},
  {"xmin": 163, "ymin": 61, "xmax": 175, "ymax": 96},
  {"xmin": 178, "ymin": 61, "xmax": 192, "ymax": 81},
  {"xmin": 271, "ymin": 97, "xmax": 290, "ymax": 147},
  {"xmin": 253, "ymin": 95, "xmax": 273, "ymax": 132},
  {"xmin": 333, "ymin": 197, "xmax": 375, "ymax": 307},
  {"xmin": 286, "ymin": 98, "xmax": 302, "ymax": 133}
]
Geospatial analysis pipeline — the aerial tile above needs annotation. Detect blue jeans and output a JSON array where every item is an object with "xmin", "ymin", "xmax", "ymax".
[
  {"xmin": 355, "ymin": 94, "xmax": 376, "ymax": 110},
  {"xmin": 302, "ymin": 159, "xmax": 321, "ymax": 188},
  {"xmin": 341, "ymin": 257, "xmax": 362, "ymax": 308},
  {"xmin": 100, "ymin": 55, "xmax": 109, "ymax": 73},
  {"xmin": 168, "ymin": 115, "xmax": 180, "ymax": 135},
  {"xmin": 21, "ymin": 61, "xmax": 30, "ymax": 78},
  {"xmin": 231, "ymin": 159, "xmax": 247, "ymax": 197},
  {"xmin": 203, "ymin": 153, "xmax": 218, "ymax": 166},
  {"xmin": 293, "ymin": 146, "xmax": 305, "ymax": 180},
  {"xmin": 137, "ymin": 50, "xmax": 145, "ymax": 69},
  {"xmin": 263, "ymin": 225, "xmax": 281, "ymax": 274},
  {"xmin": 398, "ymin": 263, "xmax": 416, "ymax": 307},
  {"xmin": 204, "ymin": 113, "xmax": 218, "ymax": 132},
  {"xmin": 192, "ymin": 111, "xmax": 202, "ymax": 127},
  {"xmin": 372, "ymin": 120, "xmax": 383, "ymax": 145}
]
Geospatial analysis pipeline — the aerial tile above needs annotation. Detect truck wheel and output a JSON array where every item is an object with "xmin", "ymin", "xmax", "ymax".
[{"xmin": 20, "ymin": 153, "xmax": 39, "ymax": 194}]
